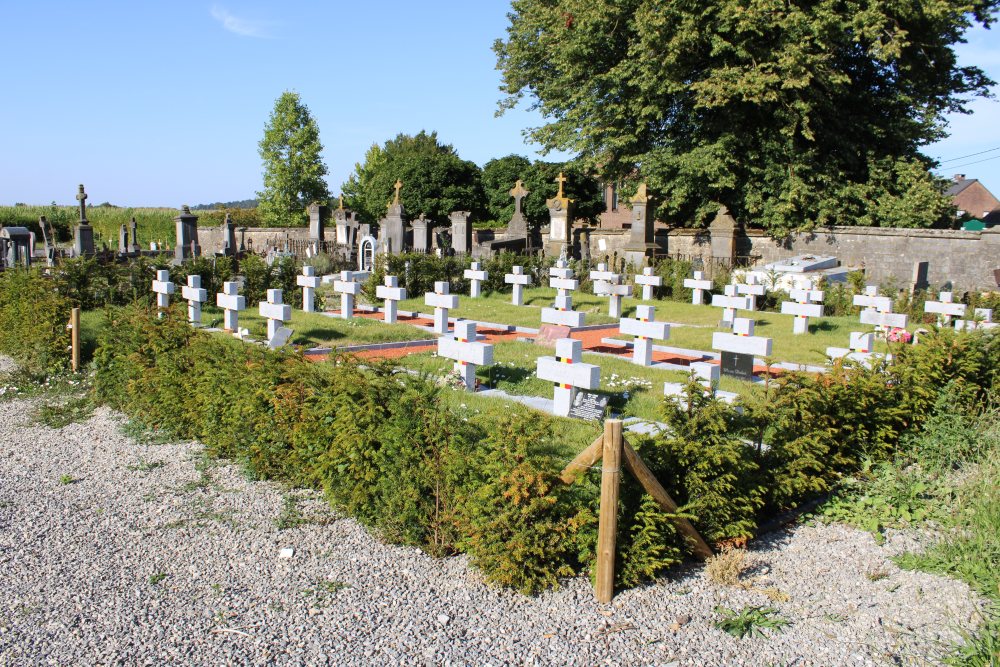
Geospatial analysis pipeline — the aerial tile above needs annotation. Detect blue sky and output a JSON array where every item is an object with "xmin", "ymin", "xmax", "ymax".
[{"xmin": 1, "ymin": 1, "xmax": 998, "ymax": 208}]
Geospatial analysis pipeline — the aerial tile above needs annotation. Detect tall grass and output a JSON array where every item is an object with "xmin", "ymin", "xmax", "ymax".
[{"xmin": 0, "ymin": 204, "xmax": 177, "ymax": 247}]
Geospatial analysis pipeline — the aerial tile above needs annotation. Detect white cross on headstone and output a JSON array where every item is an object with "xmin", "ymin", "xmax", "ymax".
[
  {"xmin": 536, "ymin": 338, "xmax": 600, "ymax": 417},
  {"xmin": 297, "ymin": 265, "xmax": 321, "ymax": 313},
  {"xmin": 712, "ymin": 317, "xmax": 772, "ymax": 358},
  {"xmin": 826, "ymin": 332, "xmax": 887, "ymax": 367},
  {"xmin": 634, "ymin": 267, "xmax": 662, "ymax": 301},
  {"xmin": 181, "ymin": 274, "xmax": 208, "ymax": 326},
  {"xmin": 437, "ymin": 320, "xmax": 494, "ymax": 391},
  {"xmin": 594, "ymin": 279, "xmax": 632, "ymax": 318},
  {"xmin": 619, "ymin": 305, "xmax": 670, "ymax": 366},
  {"xmin": 853, "ymin": 285, "xmax": 892, "ymax": 314},
  {"xmin": 464, "ymin": 261, "xmax": 488, "ymax": 298},
  {"xmin": 860, "ymin": 308, "xmax": 908, "ymax": 330},
  {"xmin": 711, "ymin": 285, "xmax": 752, "ymax": 327},
  {"xmin": 504, "ymin": 265, "xmax": 532, "ymax": 306},
  {"xmin": 425, "ymin": 281, "xmax": 459, "ymax": 334},
  {"xmin": 780, "ymin": 288, "xmax": 824, "ymax": 335},
  {"xmin": 589, "ymin": 263, "xmax": 617, "ymax": 284},
  {"xmin": 549, "ymin": 260, "xmax": 578, "ymax": 304},
  {"xmin": 683, "ymin": 270, "xmax": 713, "ymax": 305},
  {"xmin": 924, "ymin": 291, "xmax": 966, "ymax": 326},
  {"xmin": 333, "ymin": 271, "xmax": 361, "ymax": 320},
  {"xmin": 955, "ymin": 308, "xmax": 996, "ymax": 331},
  {"xmin": 733, "ymin": 276, "xmax": 766, "ymax": 311},
  {"xmin": 259, "ymin": 289, "xmax": 291, "ymax": 343},
  {"xmin": 216, "ymin": 281, "xmax": 245, "ymax": 333},
  {"xmin": 152, "ymin": 269, "xmax": 175, "ymax": 318},
  {"xmin": 376, "ymin": 275, "xmax": 406, "ymax": 323}
]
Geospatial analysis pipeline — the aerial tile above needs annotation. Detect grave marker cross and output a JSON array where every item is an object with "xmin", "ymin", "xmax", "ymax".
[
  {"xmin": 333, "ymin": 271, "xmax": 361, "ymax": 319},
  {"xmin": 924, "ymin": 291, "xmax": 966, "ymax": 326},
  {"xmin": 536, "ymin": 338, "xmax": 600, "ymax": 417},
  {"xmin": 425, "ymin": 281, "xmax": 459, "ymax": 334},
  {"xmin": 634, "ymin": 267, "xmax": 662, "ymax": 301},
  {"xmin": 437, "ymin": 320, "xmax": 494, "ymax": 391},
  {"xmin": 504, "ymin": 265, "xmax": 532, "ymax": 306},
  {"xmin": 151, "ymin": 270, "xmax": 175, "ymax": 318},
  {"xmin": 711, "ymin": 285, "xmax": 752, "ymax": 327},
  {"xmin": 619, "ymin": 305, "xmax": 670, "ymax": 366},
  {"xmin": 464, "ymin": 261, "xmax": 488, "ymax": 298},
  {"xmin": 259, "ymin": 289, "xmax": 291, "ymax": 342},
  {"xmin": 297, "ymin": 265, "xmax": 321, "ymax": 313},
  {"xmin": 376, "ymin": 275, "xmax": 407, "ymax": 323},
  {"xmin": 216, "ymin": 281, "xmax": 246, "ymax": 332},
  {"xmin": 181, "ymin": 274, "xmax": 208, "ymax": 326},
  {"xmin": 683, "ymin": 270, "xmax": 712, "ymax": 305},
  {"xmin": 780, "ymin": 288, "xmax": 824, "ymax": 335}
]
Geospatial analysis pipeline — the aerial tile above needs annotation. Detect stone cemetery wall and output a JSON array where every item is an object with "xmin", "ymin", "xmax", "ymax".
[{"xmin": 197, "ymin": 226, "xmax": 338, "ymax": 254}]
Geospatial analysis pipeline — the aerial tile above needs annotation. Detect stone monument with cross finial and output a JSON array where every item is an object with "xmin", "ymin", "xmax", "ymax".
[
  {"xmin": 545, "ymin": 172, "xmax": 574, "ymax": 258},
  {"xmin": 506, "ymin": 179, "xmax": 530, "ymax": 239},
  {"xmin": 73, "ymin": 184, "xmax": 95, "ymax": 256},
  {"xmin": 128, "ymin": 217, "xmax": 140, "ymax": 254},
  {"xmin": 378, "ymin": 179, "xmax": 408, "ymax": 254},
  {"xmin": 623, "ymin": 183, "xmax": 658, "ymax": 266},
  {"xmin": 174, "ymin": 205, "xmax": 201, "ymax": 262}
]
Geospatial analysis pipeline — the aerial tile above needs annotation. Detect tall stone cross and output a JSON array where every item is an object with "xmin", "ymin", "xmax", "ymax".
[
  {"xmin": 504, "ymin": 265, "xmax": 532, "ymax": 306},
  {"xmin": 376, "ymin": 275, "xmax": 407, "ymax": 323},
  {"xmin": 152, "ymin": 270, "xmax": 175, "ymax": 317},
  {"xmin": 634, "ymin": 267, "xmax": 662, "ymax": 301},
  {"xmin": 425, "ymin": 281, "xmax": 459, "ymax": 334},
  {"xmin": 297, "ymin": 266, "xmax": 321, "ymax": 313},
  {"xmin": 924, "ymin": 291, "xmax": 966, "ymax": 326},
  {"xmin": 464, "ymin": 261, "xmax": 488, "ymax": 298},
  {"xmin": 853, "ymin": 285, "xmax": 891, "ymax": 314},
  {"xmin": 392, "ymin": 179, "xmax": 403, "ymax": 205},
  {"xmin": 76, "ymin": 184, "xmax": 88, "ymax": 222},
  {"xmin": 543, "ymin": 260, "xmax": 584, "ymax": 327},
  {"xmin": 259, "ymin": 289, "xmax": 291, "ymax": 342},
  {"xmin": 683, "ymin": 270, "xmax": 713, "ymax": 305},
  {"xmin": 780, "ymin": 288, "xmax": 824, "ymax": 335},
  {"xmin": 216, "ymin": 281, "xmax": 246, "ymax": 332},
  {"xmin": 711, "ymin": 284, "xmax": 751, "ymax": 327},
  {"xmin": 437, "ymin": 320, "xmax": 494, "ymax": 391},
  {"xmin": 536, "ymin": 338, "xmax": 600, "ymax": 417},
  {"xmin": 827, "ymin": 332, "xmax": 885, "ymax": 368},
  {"xmin": 555, "ymin": 172, "xmax": 567, "ymax": 198},
  {"xmin": 510, "ymin": 179, "xmax": 529, "ymax": 215},
  {"xmin": 619, "ymin": 305, "xmax": 670, "ymax": 366},
  {"xmin": 181, "ymin": 275, "xmax": 208, "ymax": 326},
  {"xmin": 333, "ymin": 271, "xmax": 361, "ymax": 319}
]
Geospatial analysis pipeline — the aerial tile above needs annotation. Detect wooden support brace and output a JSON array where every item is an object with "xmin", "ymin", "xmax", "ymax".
[
  {"xmin": 595, "ymin": 419, "xmax": 622, "ymax": 603},
  {"xmin": 559, "ymin": 434, "xmax": 605, "ymax": 484},
  {"xmin": 70, "ymin": 307, "xmax": 81, "ymax": 373}
]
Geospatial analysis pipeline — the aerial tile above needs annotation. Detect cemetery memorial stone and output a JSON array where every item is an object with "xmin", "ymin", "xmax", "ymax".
[
  {"xmin": 297, "ymin": 265, "xmax": 322, "ymax": 313},
  {"xmin": 853, "ymin": 285, "xmax": 892, "ymax": 315},
  {"xmin": 568, "ymin": 391, "xmax": 610, "ymax": 421},
  {"xmin": 259, "ymin": 289, "xmax": 292, "ymax": 343},
  {"xmin": 376, "ymin": 275, "xmax": 407, "ymax": 323},
  {"xmin": 733, "ymin": 276, "xmax": 766, "ymax": 311},
  {"xmin": 504, "ymin": 265, "xmax": 532, "ymax": 306},
  {"xmin": 623, "ymin": 183, "xmax": 657, "ymax": 266},
  {"xmin": 181, "ymin": 274, "xmax": 208, "ymax": 326},
  {"xmin": 307, "ymin": 202, "xmax": 328, "ymax": 243},
  {"xmin": 683, "ymin": 270, "xmax": 713, "ymax": 305},
  {"xmin": 464, "ymin": 261, "xmax": 488, "ymax": 298},
  {"xmin": 174, "ymin": 205, "xmax": 201, "ymax": 262},
  {"xmin": 220, "ymin": 213, "xmax": 237, "ymax": 257},
  {"xmin": 536, "ymin": 338, "xmax": 601, "ymax": 417},
  {"xmin": 924, "ymin": 291, "xmax": 967, "ymax": 326},
  {"xmin": 545, "ymin": 172, "xmax": 573, "ymax": 257},
  {"xmin": 379, "ymin": 180, "xmax": 408, "ymax": 254},
  {"xmin": 712, "ymin": 317, "xmax": 772, "ymax": 381},
  {"xmin": 860, "ymin": 307, "xmax": 909, "ymax": 330},
  {"xmin": 216, "ymin": 281, "xmax": 246, "ymax": 332},
  {"xmin": 955, "ymin": 308, "xmax": 997, "ymax": 331},
  {"xmin": 333, "ymin": 271, "xmax": 361, "ymax": 320},
  {"xmin": 73, "ymin": 184, "xmax": 95, "ymax": 256},
  {"xmin": 118, "ymin": 224, "xmax": 129, "ymax": 254},
  {"xmin": 357, "ymin": 235, "xmax": 377, "ymax": 272},
  {"xmin": 411, "ymin": 215, "xmax": 431, "ymax": 253},
  {"xmin": 619, "ymin": 305, "xmax": 670, "ymax": 366},
  {"xmin": 436, "ymin": 320, "xmax": 494, "ymax": 391},
  {"xmin": 780, "ymin": 288, "xmax": 824, "ymax": 335},
  {"xmin": 425, "ymin": 281, "xmax": 459, "ymax": 334},
  {"xmin": 826, "ymin": 332, "xmax": 887, "ymax": 367},
  {"xmin": 450, "ymin": 211, "xmax": 472, "ymax": 255},
  {"xmin": 152, "ymin": 270, "xmax": 175, "ymax": 318},
  {"xmin": 506, "ymin": 179, "xmax": 530, "ymax": 239},
  {"xmin": 634, "ymin": 267, "xmax": 662, "ymax": 301},
  {"xmin": 711, "ymin": 285, "xmax": 752, "ymax": 327},
  {"xmin": 0, "ymin": 227, "xmax": 33, "ymax": 268},
  {"xmin": 128, "ymin": 217, "xmax": 140, "ymax": 254}
]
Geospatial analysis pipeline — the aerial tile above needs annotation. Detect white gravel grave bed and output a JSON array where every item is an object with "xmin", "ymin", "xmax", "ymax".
[{"xmin": 0, "ymin": 392, "xmax": 985, "ymax": 666}]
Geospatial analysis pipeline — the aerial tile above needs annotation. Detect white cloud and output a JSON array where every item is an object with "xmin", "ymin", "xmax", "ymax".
[{"xmin": 210, "ymin": 5, "xmax": 273, "ymax": 38}]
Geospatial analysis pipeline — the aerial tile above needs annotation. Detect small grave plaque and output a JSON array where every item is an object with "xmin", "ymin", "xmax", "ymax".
[
  {"xmin": 720, "ymin": 351, "xmax": 754, "ymax": 381},
  {"xmin": 536, "ymin": 324, "xmax": 571, "ymax": 346},
  {"xmin": 568, "ymin": 391, "xmax": 609, "ymax": 421}
]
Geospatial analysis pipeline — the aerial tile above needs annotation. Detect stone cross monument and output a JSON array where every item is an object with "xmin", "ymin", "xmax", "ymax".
[
  {"xmin": 545, "ymin": 172, "xmax": 573, "ymax": 257},
  {"xmin": 73, "ymin": 184, "xmax": 95, "ymax": 256},
  {"xmin": 174, "ymin": 205, "xmax": 201, "ymax": 262},
  {"xmin": 623, "ymin": 183, "xmax": 657, "ymax": 265},
  {"xmin": 506, "ymin": 179, "xmax": 530, "ymax": 239}
]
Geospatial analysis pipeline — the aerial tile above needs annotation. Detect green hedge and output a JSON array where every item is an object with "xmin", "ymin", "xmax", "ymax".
[{"xmin": 0, "ymin": 268, "xmax": 72, "ymax": 375}]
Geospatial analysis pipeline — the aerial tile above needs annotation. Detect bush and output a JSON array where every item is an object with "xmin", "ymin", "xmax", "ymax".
[{"xmin": 0, "ymin": 269, "xmax": 72, "ymax": 375}]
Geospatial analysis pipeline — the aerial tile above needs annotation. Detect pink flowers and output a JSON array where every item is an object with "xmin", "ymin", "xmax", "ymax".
[{"xmin": 886, "ymin": 327, "xmax": 912, "ymax": 343}]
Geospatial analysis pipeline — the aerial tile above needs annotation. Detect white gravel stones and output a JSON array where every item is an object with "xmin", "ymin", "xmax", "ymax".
[{"xmin": 0, "ymin": 373, "xmax": 986, "ymax": 665}]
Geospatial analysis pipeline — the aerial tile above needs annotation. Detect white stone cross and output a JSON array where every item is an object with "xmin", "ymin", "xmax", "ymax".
[
  {"xmin": 924, "ymin": 291, "xmax": 966, "ymax": 326},
  {"xmin": 955, "ymin": 308, "xmax": 996, "ymax": 331},
  {"xmin": 297, "ymin": 265, "xmax": 321, "ymax": 313},
  {"xmin": 333, "ymin": 271, "xmax": 361, "ymax": 320},
  {"xmin": 425, "ymin": 281, "xmax": 459, "ymax": 334},
  {"xmin": 853, "ymin": 285, "xmax": 892, "ymax": 314},
  {"xmin": 152, "ymin": 269, "xmax": 175, "ymax": 318},
  {"xmin": 437, "ymin": 320, "xmax": 494, "ymax": 391},
  {"xmin": 181, "ymin": 274, "xmax": 208, "ymax": 326},
  {"xmin": 549, "ymin": 259, "xmax": 574, "ymax": 280},
  {"xmin": 619, "ymin": 305, "xmax": 670, "ymax": 366},
  {"xmin": 504, "ymin": 265, "xmax": 532, "ymax": 306},
  {"xmin": 634, "ymin": 267, "xmax": 662, "ymax": 301},
  {"xmin": 216, "ymin": 281, "xmax": 246, "ymax": 332},
  {"xmin": 826, "ymin": 332, "xmax": 886, "ymax": 367},
  {"xmin": 464, "ymin": 261, "xmax": 488, "ymax": 298},
  {"xmin": 733, "ymin": 276, "xmax": 766, "ymax": 311},
  {"xmin": 259, "ymin": 288, "xmax": 291, "ymax": 342},
  {"xmin": 712, "ymin": 317, "xmax": 772, "ymax": 358},
  {"xmin": 859, "ymin": 308, "xmax": 908, "ymax": 330},
  {"xmin": 594, "ymin": 279, "xmax": 632, "ymax": 318},
  {"xmin": 376, "ymin": 275, "xmax": 406, "ymax": 323},
  {"xmin": 683, "ymin": 270, "xmax": 713, "ymax": 305},
  {"xmin": 549, "ymin": 260, "xmax": 578, "ymax": 302},
  {"xmin": 711, "ymin": 285, "xmax": 752, "ymax": 326},
  {"xmin": 589, "ymin": 263, "xmax": 618, "ymax": 284},
  {"xmin": 664, "ymin": 361, "xmax": 738, "ymax": 408},
  {"xmin": 780, "ymin": 288, "xmax": 824, "ymax": 335},
  {"xmin": 536, "ymin": 338, "xmax": 600, "ymax": 417}
]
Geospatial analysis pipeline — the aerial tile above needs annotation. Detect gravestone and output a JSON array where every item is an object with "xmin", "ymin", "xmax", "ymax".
[
  {"xmin": 826, "ymin": 332, "xmax": 886, "ymax": 367},
  {"xmin": 358, "ymin": 235, "xmax": 377, "ymax": 272},
  {"xmin": 0, "ymin": 227, "xmax": 32, "ymax": 268},
  {"xmin": 411, "ymin": 215, "xmax": 432, "ymax": 253},
  {"xmin": 297, "ymin": 265, "xmax": 321, "ymax": 313},
  {"xmin": 780, "ymin": 288, "xmax": 824, "ymax": 334},
  {"xmin": 853, "ymin": 286, "xmax": 891, "ymax": 314},
  {"xmin": 623, "ymin": 183, "xmax": 657, "ymax": 266},
  {"xmin": 267, "ymin": 326, "xmax": 294, "ymax": 350},
  {"xmin": 425, "ymin": 281, "xmax": 459, "ymax": 334},
  {"xmin": 504, "ymin": 265, "xmax": 532, "ymax": 306},
  {"xmin": 220, "ymin": 213, "xmax": 237, "ymax": 257},
  {"xmin": 955, "ymin": 308, "xmax": 996, "ymax": 331},
  {"xmin": 708, "ymin": 206, "xmax": 738, "ymax": 264},
  {"xmin": 259, "ymin": 289, "xmax": 291, "ymax": 342},
  {"xmin": 181, "ymin": 274, "xmax": 208, "ymax": 326},
  {"xmin": 174, "ymin": 205, "xmax": 201, "ymax": 262},
  {"xmin": 594, "ymin": 279, "xmax": 632, "ymax": 318},
  {"xmin": 635, "ymin": 267, "xmax": 662, "ymax": 301},
  {"xmin": 860, "ymin": 308, "xmax": 908, "ymax": 330},
  {"xmin": 216, "ymin": 281, "xmax": 246, "ymax": 332},
  {"xmin": 73, "ymin": 184, "xmax": 95, "ymax": 256},
  {"xmin": 542, "ymin": 262, "xmax": 584, "ymax": 327},
  {"xmin": 924, "ymin": 291, "xmax": 966, "ymax": 326},
  {"xmin": 152, "ymin": 270, "xmax": 175, "ymax": 318},
  {"xmin": 437, "ymin": 320, "xmax": 494, "ymax": 391},
  {"xmin": 545, "ymin": 172, "xmax": 573, "ymax": 257},
  {"xmin": 307, "ymin": 202, "xmax": 328, "ymax": 243},
  {"xmin": 536, "ymin": 338, "xmax": 601, "ymax": 417},
  {"xmin": 506, "ymin": 179, "xmax": 530, "ymax": 238},
  {"xmin": 911, "ymin": 261, "xmax": 930, "ymax": 294},
  {"xmin": 376, "ymin": 275, "xmax": 407, "ymax": 323},
  {"xmin": 333, "ymin": 271, "xmax": 361, "ymax": 319},
  {"xmin": 379, "ymin": 180, "xmax": 407, "ymax": 253},
  {"xmin": 450, "ymin": 211, "xmax": 472, "ymax": 255},
  {"xmin": 683, "ymin": 270, "xmax": 713, "ymax": 305},
  {"xmin": 568, "ymin": 392, "xmax": 609, "ymax": 421},
  {"xmin": 129, "ymin": 217, "xmax": 140, "ymax": 254},
  {"xmin": 711, "ymin": 285, "xmax": 752, "ymax": 327},
  {"xmin": 118, "ymin": 224, "xmax": 129, "ymax": 254},
  {"xmin": 619, "ymin": 305, "xmax": 670, "ymax": 366},
  {"xmin": 464, "ymin": 261, "xmax": 487, "ymax": 298},
  {"xmin": 733, "ymin": 275, "xmax": 766, "ymax": 311},
  {"xmin": 712, "ymin": 317, "xmax": 772, "ymax": 381}
]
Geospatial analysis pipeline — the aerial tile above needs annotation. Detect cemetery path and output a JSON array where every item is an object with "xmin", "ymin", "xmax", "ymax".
[{"xmin": 0, "ymin": 394, "xmax": 985, "ymax": 666}]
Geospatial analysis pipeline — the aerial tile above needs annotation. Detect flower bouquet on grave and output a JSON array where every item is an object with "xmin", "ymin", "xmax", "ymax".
[{"xmin": 886, "ymin": 327, "xmax": 912, "ymax": 344}]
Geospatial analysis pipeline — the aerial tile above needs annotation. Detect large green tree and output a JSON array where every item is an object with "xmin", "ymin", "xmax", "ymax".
[
  {"xmin": 495, "ymin": 0, "xmax": 996, "ymax": 236},
  {"xmin": 341, "ymin": 131, "xmax": 485, "ymax": 225},
  {"xmin": 481, "ymin": 155, "xmax": 605, "ymax": 227},
  {"xmin": 257, "ymin": 91, "xmax": 330, "ymax": 227}
]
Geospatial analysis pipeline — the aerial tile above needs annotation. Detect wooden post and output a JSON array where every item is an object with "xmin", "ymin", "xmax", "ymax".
[
  {"xmin": 559, "ymin": 433, "xmax": 605, "ymax": 484},
  {"xmin": 70, "ymin": 307, "xmax": 81, "ymax": 373},
  {"xmin": 595, "ymin": 419, "xmax": 622, "ymax": 603}
]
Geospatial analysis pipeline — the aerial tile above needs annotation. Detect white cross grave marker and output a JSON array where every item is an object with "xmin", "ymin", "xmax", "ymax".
[
  {"xmin": 683, "ymin": 270, "xmax": 713, "ymax": 305},
  {"xmin": 733, "ymin": 276, "xmax": 766, "ymax": 311},
  {"xmin": 634, "ymin": 267, "xmax": 662, "ymax": 301},
  {"xmin": 437, "ymin": 320, "xmax": 494, "ymax": 391},
  {"xmin": 955, "ymin": 308, "xmax": 996, "ymax": 331},
  {"xmin": 181, "ymin": 274, "xmax": 208, "ymax": 326},
  {"xmin": 297, "ymin": 265, "xmax": 321, "ymax": 313},
  {"xmin": 712, "ymin": 317, "xmax": 772, "ymax": 359},
  {"xmin": 259, "ymin": 289, "xmax": 291, "ymax": 343},
  {"xmin": 504, "ymin": 265, "xmax": 532, "ymax": 306},
  {"xmin": 619, "ymin": 305, "xmax": 670, "ymax": 366},
  {"xmin": 425, "ymin": 281, "xmax": 458, "ymax": 334},
  {"xmin": 853, "ymin": 285, "xmax": 892, "ymax": 314},
  {"xmin": 464, "ymin": 261, "xmax": 488, "ymax": 298},
  {"xmin": 860, "ymin": 308, "xmax": 908, "ymax": 330},
  {"xmin": 924, "ymin": 291, "xmax": 966, "ymax": 326},
  {"xmin": 216, "ymin": 281, "xmax": 246, "ymax": 333},
  {"xmin": 536, "ymin": 338, "xmax": 600, "ymax": 417},
  {"xmin": 780, "ymin": 288, "xmax": 824, "ymax": 335},
  {"xmin": 826, "ymin": 332, "xmax": 888, "ymax": 367},
  {"xmin": 711, "ymin": 285, "xmax": 752, "ymax": 327},
  {"xmin": 543, "ymin": 260, "xmax": 583, "ymax": 326},
  {"xmin": 333, "ymin": 271, "xmax": 361, "ymax": 320},
  {"xmin": 376, "ymin": 275, "xmax": 406, "ymax": 323},
  {"xmin": 152, "ymin": 270, "xmax": 175, "ymax": 318}
]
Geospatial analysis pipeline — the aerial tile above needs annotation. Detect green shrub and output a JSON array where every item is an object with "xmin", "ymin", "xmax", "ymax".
[{"xmin": 0, "ymin": 269, "xmax": 72, "ymax": 375}]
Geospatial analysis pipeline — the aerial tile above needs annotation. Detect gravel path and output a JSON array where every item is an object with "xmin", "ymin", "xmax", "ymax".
[{"xmin": 0, "ymin": 390, "xmax": 985, "ymax": 666}]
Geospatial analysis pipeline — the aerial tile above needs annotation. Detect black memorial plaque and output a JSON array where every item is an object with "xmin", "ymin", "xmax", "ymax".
[
  {"xmin": 568, "ymin": 391, "xmax": 610, "ymax": 421},
  {"xmin": 720, "ymin": 351, "xmax": 754, "ymax": 381}
]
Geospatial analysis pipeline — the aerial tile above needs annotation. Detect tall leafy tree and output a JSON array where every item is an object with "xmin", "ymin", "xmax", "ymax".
[
  {"xmin": 482, "ymin": 155, "xmax": 605, "ymax": 227},
  {"xmin": 495, "ymin": 0, "xmax": 996, "ymax": 236},
  {"xmin": 257, "ymin": 91, "xmax": 330, "ymax": 227},
  {"xmin": 342, "ymin": 131, "xmax": 485, "ymax": 225}
]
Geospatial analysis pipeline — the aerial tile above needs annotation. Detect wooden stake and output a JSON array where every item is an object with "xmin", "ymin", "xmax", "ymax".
[
  {"xmin": 622, "ymin": 438, "xmax": 713, "ymax": 560},
  {"xmin": 559, "ymin": 433, "xmax": 605, "ymax": 484},
  {"xmin": 70, "ymin": 307, "xmax": 80, "ymax": 373},
  {"xmin": 595, "ymin": 419, "xmax": 622, "ymax": 603}
]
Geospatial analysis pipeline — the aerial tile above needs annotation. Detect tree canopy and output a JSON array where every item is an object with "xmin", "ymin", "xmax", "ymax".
[
  {"xmin": 495, "ymin": 0, "xmax": 996, "ymax": 236},
  {"xmin": 257, "ymin": 91, "xmax": 330, "ymax": 227},
  {"xmin": 341, "ymin": 131, "xmax": 485, "ymax": 225},
  {"xmin": 482, "ymin": 154, "xmax": 605, "ymax": 227}
]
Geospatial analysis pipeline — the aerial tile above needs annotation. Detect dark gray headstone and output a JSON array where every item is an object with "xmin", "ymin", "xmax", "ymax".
[
  {"xmin": 308, "ymin": 202, "xmax": 328, "ymax": 242},
  {"xmin": 220, "ymin": 213, "xmax": 237, "ymax": 257},
  {"xmin": 174, "ymin": 205, "xmax": 200, "ymax": 261},
  {"xmin": 73, "ymin": 184, "xmax": 95, "ymax": 256},
  {"xmin": 720, "ymin": 351, "xmax": 754, "ymax": 381},
  {"xmin": 911, "ymin": 261, "xmax": 929, "ymax": 293},
  {"xmin": 568, "ymin": 391, "xmax": 609, "ymax": 421},
  {"xmin": 450, "ymin": 211, "xmax": 471, "ymax": 255},
  {"xmin": 118, "ymin": 224, "xmax": 129, "ymax": 254},
  {"xmin": 128, "ymin": 217, "xmax": 140, "ymax": 253},
  {"xmin": 507, "ymin": 179, "xmax": 529, "ymax": 238}
]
